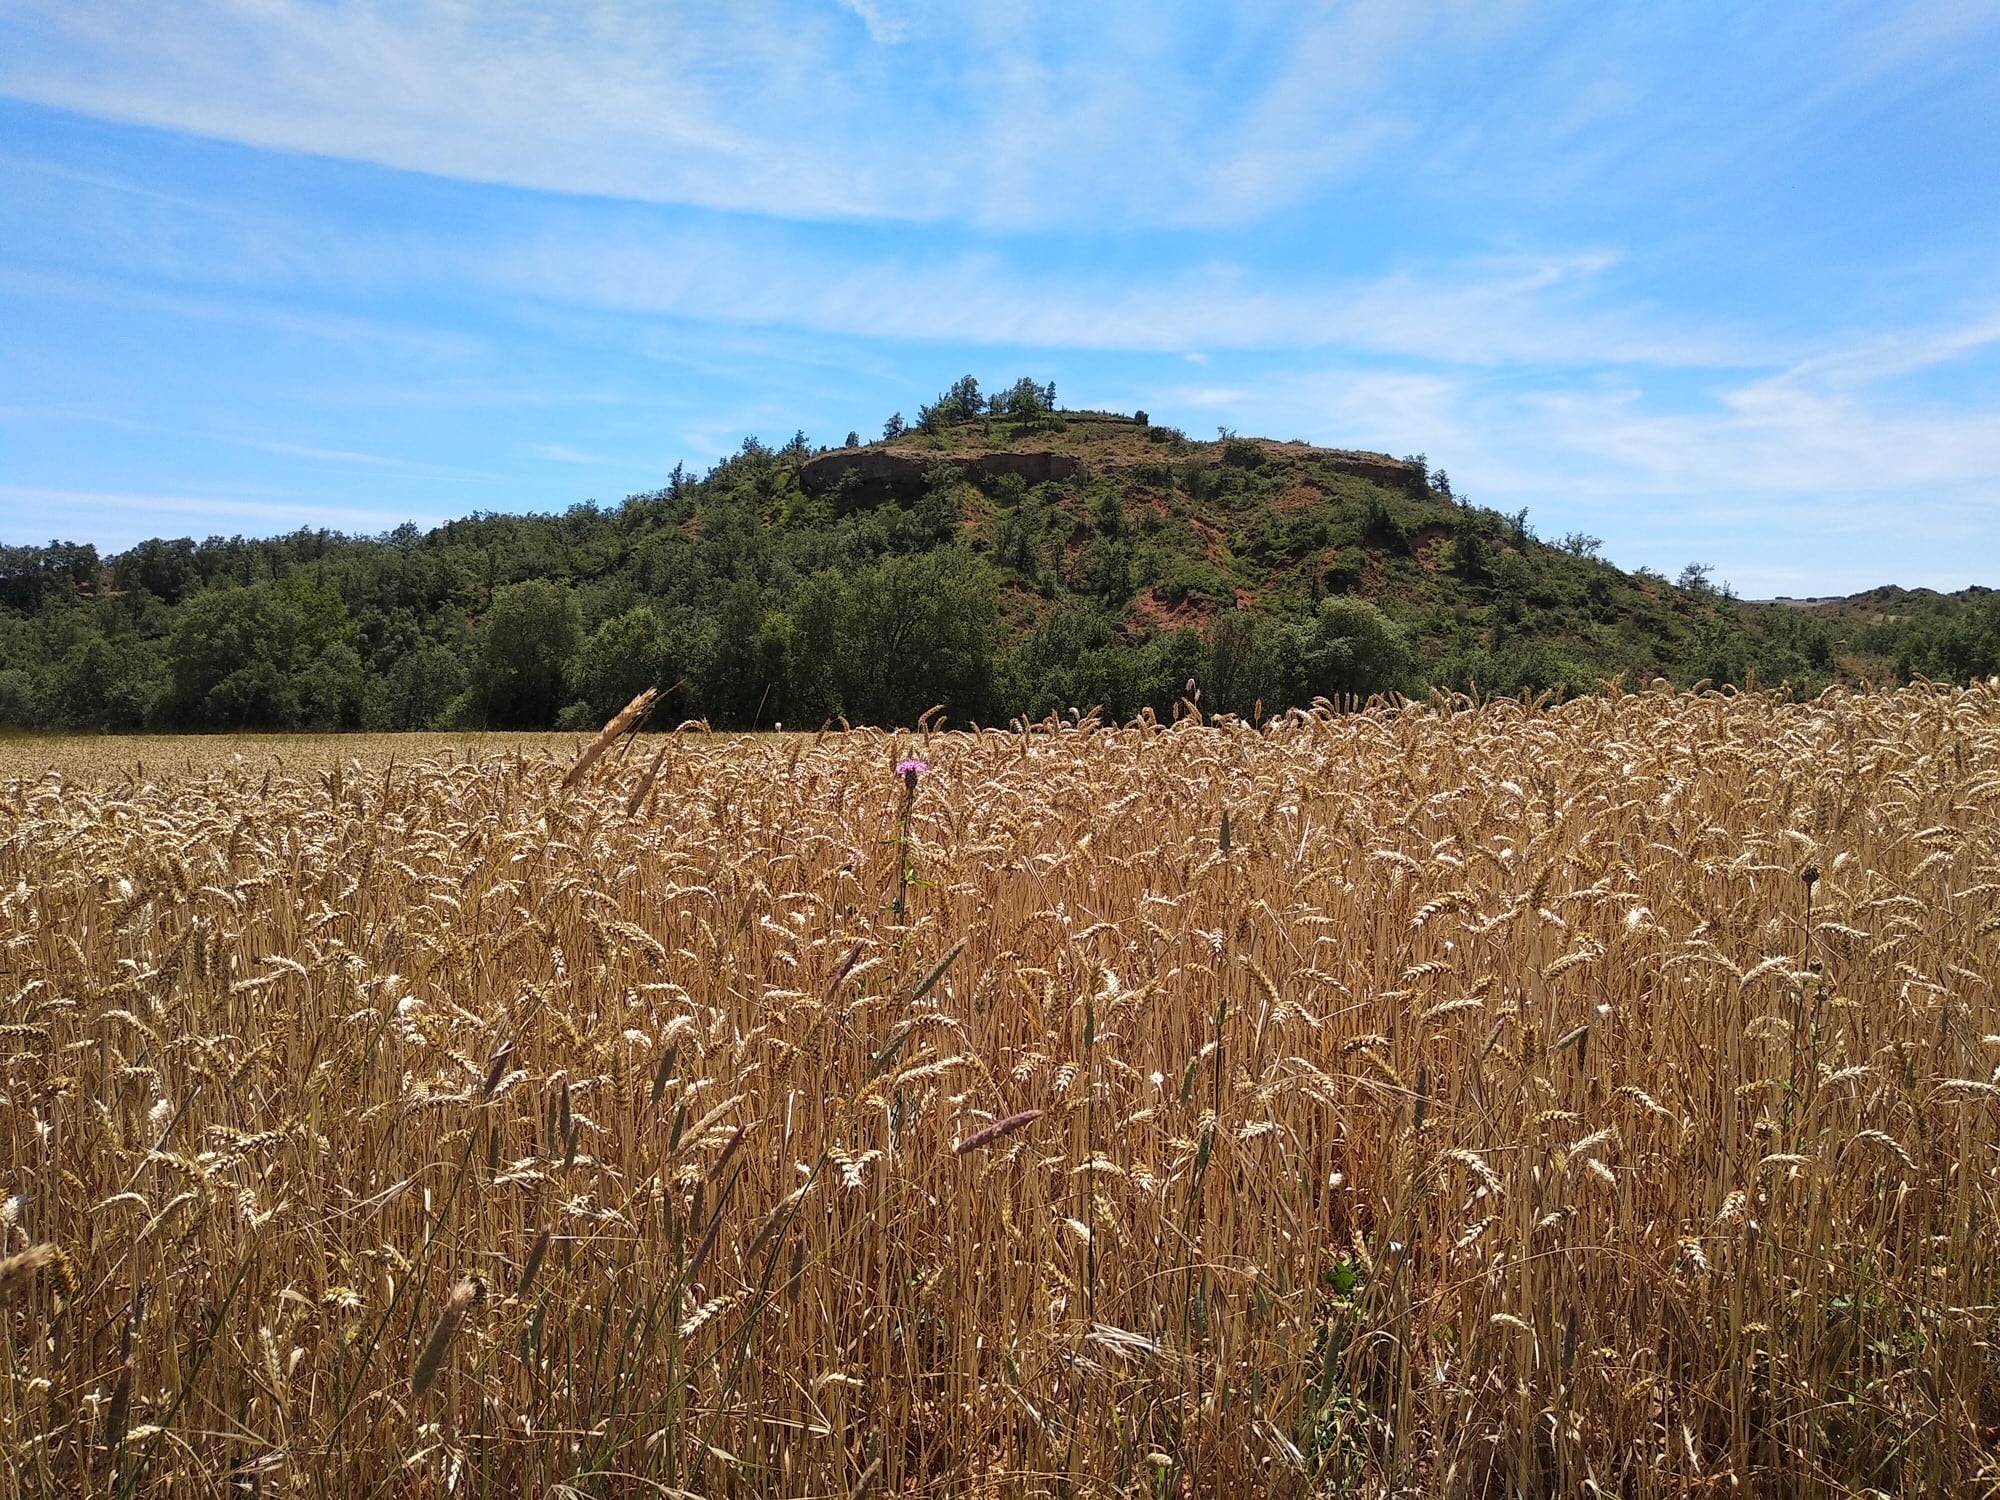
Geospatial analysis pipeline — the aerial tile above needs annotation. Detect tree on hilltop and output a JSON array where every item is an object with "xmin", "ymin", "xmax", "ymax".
[
  {"xmin": 917, "ymin": 375, "xmax": 984, "ymax": 432},
  {"xmin": 994, "ymin": 377, "xmax": 1054, "ymax": 422}
]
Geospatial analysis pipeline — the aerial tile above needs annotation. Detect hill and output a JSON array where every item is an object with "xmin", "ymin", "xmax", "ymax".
[
  {"xmin": 1756, "ymin": 584, "xmax": 2000, "ymax": 686},
  {"xmin": 1, "ymin": 379, "xmax": 1986, "ymax": 732}
]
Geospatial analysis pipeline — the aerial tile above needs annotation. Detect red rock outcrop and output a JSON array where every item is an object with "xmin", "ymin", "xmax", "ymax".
[{"xmin": 799, "ymin": 448, "xmax": 1084, "ymax": 493}]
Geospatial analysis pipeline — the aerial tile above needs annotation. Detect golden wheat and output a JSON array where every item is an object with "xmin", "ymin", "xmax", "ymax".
[{"xmin": 2, "ymin": 685, "xmax": 1998, "ymax": 1496}]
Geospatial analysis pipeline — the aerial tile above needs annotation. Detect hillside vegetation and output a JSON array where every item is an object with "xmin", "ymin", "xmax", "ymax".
[{"xmin": 2, "ymin": 377, "xmax": 1990, "ymax": 732}]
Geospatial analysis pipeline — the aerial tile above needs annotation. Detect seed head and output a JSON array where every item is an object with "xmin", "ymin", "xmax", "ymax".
[
  {"xmin": 411, "ymin": 1277, "xmax": 487, "ymax": 1396},
  {"xmin": 954, "ymin": 1109, "xmax": 1045, "ymax": 1155},
  {"xmin": 0, "ymin": 1243, "xmax": 64, "ymax": 1305}
]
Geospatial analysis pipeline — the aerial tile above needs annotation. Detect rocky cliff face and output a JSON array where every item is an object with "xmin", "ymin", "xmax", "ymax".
[
  {"xmin": 799, "ymin": 441, "xmax": 1418, "ymax": 496},
  {"xmin": 1314, "ymin": 451, "xmax": 1425, "ymax": 489},
  {"xmin": 799, "ymin": 447, "xmax": 1085, "ymax": 493}
]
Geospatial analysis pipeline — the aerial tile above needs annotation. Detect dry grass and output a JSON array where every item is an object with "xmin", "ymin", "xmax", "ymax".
[{"xmin": 3, "ymin": 686, "xmax": 1999, "ymax": 1497}]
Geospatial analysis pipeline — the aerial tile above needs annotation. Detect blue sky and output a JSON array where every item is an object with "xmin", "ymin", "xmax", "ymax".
[{"xmin": 2, "ymin": 2, "xmax": 1997, "ymax": 594}]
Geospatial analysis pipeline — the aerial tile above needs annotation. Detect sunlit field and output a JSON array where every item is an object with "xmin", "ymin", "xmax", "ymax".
[
  {"xmin": 0, "ymin": 732, "xmax": 599, "ymax": 782},
  {"xmin": 4, "ymin": 687, "xmax": 1999, "ymax": 1497}
]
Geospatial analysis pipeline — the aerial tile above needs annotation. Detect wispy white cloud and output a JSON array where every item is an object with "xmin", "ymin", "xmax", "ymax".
[
  {"xmin": 1, "ymin": 2, "xmax": 871, "ymax": 217},
  {"xmin": 0, "ymin": 266, "xmax": 482, "ymax": 361},
  {"xmin": 15, "ymin": 151, "xmax": 1737, "ymax": 368},
  {"xmin": 0, "ymin": 484, "xmax": 439, "ymax": 537},
  {"xmin": 9, "ymin": 0, "xmax": 1988, "ymax": 234},
  {"xmin": 529, "ymin": 443, "xmax": 623, "ymax": 467},
  {"xmin": 0, "ymin": 396, "xmax": 505, "ymax": 481},
  {"xmin": 832, "ymin": 0, "xmax": 911, "ymax": 46},
  {"xmin": 1174, "ymin": 386, "xmax": 1253, "ymax": 410},
  {"xmin": 474, "ymin": 228, "xmax": 1748, "ymax": 367},
  {"xmin": 227, "ymin": 436, "xmax": 504, "ymax": 480},
  {"xmin": 1521, "ymin": 376, "xmax": 2000, "ymax": 505},
  {"xmin": 0, "ymin": 1, "xmax": 1558, "ymax": 229},
  {"xmin": 1779, "ymin": 313, "xmax": 2000, "ymax": 389}
]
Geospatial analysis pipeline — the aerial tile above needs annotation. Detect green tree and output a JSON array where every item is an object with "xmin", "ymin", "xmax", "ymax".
[
  {"xmin": 166, "ymin": 578, "xmax": 363, "ymax": 728},
  {"xmin": 917, "ymin": 375, "xmax": 984, "ymax": 432},
  {"xmin": 1453, "ymin": 531, "xmax": 1490, "ymax": 585},
  {"xmin": 570, "ymin": 606, "xmax": 671, "ymax": 721},
  {"xmin": 114, "ymin": 537, "xmax": 200, "ymax": 604},
  {"xmin": 995, "ymin": 376, "xmax": 1053, "ymax": 425},
  {"xmin": 1078, "ymin": 536, "xmax": 1133, "ymax": 603},
  {"xmin": 1208, "ymin": 609, "xmax": 1275, "ymax": 718},
  {"xmin": 363, "ymin": 644, "xmax": 467, "ymax": 730},
  {"xmin": 472, "ymin": 579, "xmax": 580, "ymax": 727},
  {"xmin": 0, "ymin": 542, "xmax": 100, "ymax": 613},
  {"xmin": 1678, "ymin": 562, "xmax": 1715, "ymax": 594},
  {"xmin": 995, "ymin": 484, "xmax": 1049, "ymax": 584},
  {"xmin": 836, "ymin": 547, "xmax": 998, "ymax": 724},
  {"xmin": 1285, "ymin": 597, "xmax": 1412, "ymax": 702},
  {"xmin": 783, "ymin": 571, "xmax": 852, "ymax": 724},
  {"xmin": 0, "ymin": 668, "xmax": 33, "ymax": 726},
  {"xmin": 1006, "ymin": 602, "xmax": 1116, "ymax": 720},
  {"xmin": 904, "ymin": 464, "xmax": 966, "ymax": 551},
  {"xmin": 1682, "ymin": 611, "xmax": 1749, "ymax": 687},
  {"xmin": 701, "ymin": 578, "xmax": 790, "ymax": 727}
]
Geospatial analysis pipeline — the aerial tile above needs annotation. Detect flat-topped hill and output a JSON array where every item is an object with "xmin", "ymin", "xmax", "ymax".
[{"xmin": 798, "ymin": 413, "xmax": 1420, "ymax": 495}]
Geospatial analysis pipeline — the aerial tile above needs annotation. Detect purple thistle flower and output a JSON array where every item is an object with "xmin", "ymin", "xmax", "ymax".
[{"xmin": 891, "ymin": 757, "xmax": 928, "ymax": 920}]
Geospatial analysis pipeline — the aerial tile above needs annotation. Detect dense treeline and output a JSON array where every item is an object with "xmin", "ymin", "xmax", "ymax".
[
  {"xmin": 1838, "ymin": 586, "xmax": 2000, "ymax": 684},
  {"xmin": 1, "ymin": 384, "xmax": 1980, "ymax": 733}
]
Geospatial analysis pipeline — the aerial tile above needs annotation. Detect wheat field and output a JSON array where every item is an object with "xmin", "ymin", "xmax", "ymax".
[{"xmin": 3, "ymin": 686, "xmax": 1998, "ymax": 1497}]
